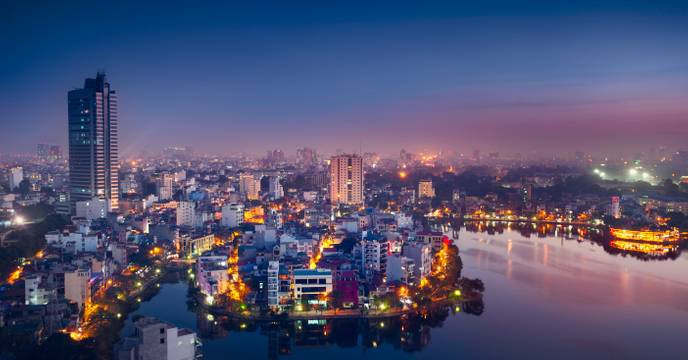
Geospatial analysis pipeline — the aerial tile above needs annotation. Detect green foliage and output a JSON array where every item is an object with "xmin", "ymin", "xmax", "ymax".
[{"xmin": 0, "ymin": 214, "xmax": 67, "ymax": 278}]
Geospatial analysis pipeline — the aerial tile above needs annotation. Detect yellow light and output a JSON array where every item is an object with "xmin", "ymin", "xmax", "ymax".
[{"xmin": 454, "ymin": 289, "xmax": 462, "ymax": 297}]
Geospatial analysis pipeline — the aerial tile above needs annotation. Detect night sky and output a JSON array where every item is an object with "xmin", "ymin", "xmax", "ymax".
[{"xmin": 1, "ymin": 1, "xmax": 687, "ymax": 156}]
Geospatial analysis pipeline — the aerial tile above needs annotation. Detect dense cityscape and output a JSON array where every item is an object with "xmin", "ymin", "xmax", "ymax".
[{"xmin": 2, "ymin": 1, "xmax": 688, "ymax": 360}]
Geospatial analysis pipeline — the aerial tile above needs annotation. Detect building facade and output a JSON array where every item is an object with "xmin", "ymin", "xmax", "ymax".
[
  {"xmin": 417, "ymin": 179, "xmax": 435, "ymax": 199},
  {"xmin": 329, "ymin": 154, "xmax": 363, "ymax": 205},
  {"xmin": 68, "ymin": 73, "xmax": 119, "ymax": 212},
  {"xmin": 9, "ymin": 166, "xmax": 23, "ymax": 190}
]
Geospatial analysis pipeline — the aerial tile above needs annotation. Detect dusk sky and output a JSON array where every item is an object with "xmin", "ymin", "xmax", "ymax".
[{"xmin": 1, "ymin": 0, "xmax": 687, "ymax": 157}]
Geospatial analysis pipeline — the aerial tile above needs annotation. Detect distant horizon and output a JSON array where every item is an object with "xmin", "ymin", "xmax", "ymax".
[{"xmin": 2, "ymin": 1, "xmax": 687, "ymax": 156}]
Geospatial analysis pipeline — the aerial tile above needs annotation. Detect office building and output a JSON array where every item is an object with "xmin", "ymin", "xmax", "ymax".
[
  {"xmin": 292, "ymin": 268, "xmax": 333, "ymax": 304},
  {"xmin": 68, "ymin": 73, "xmax": 119, "ymax": 212},
  {"xmin": 329, "ymin": 154, "xmax": 363, "ymax": 205}
]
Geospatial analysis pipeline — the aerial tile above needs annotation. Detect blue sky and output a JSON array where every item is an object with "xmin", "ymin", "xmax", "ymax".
[{"xmin": 1, "ymin": 0, "xmax": 687, "ymax": 156}]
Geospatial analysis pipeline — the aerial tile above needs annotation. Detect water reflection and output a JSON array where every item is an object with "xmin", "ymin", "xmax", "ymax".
[
  {"xmin": 460, "ymin": 221, "xmax": 686, "ymax": 261},
  {"xmin": 124, "ymin": 224, "xmax": 688, "ymax": 359},
  {"xmin": 193, "ymin": 299, "xmax": 484, "ymax": 358}
]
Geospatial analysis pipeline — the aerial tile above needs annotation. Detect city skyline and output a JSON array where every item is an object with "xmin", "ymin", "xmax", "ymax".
[
  {"xmin": 2, "ymin": 3, "xmax": 688, "ymax": 358},
  {"xmin": 2, "ymin": 1, "xmax": 687, "ymax": 156}
]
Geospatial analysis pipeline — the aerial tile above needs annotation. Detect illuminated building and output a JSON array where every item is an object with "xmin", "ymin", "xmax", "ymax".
[
  {"xmin": 359, "ymin": 233, "xmax": 388, "ymax": 280},
  {"xmin": 243, "ymin": 206, "xmax": 265, "ymax": 224},
  {"xmin": 195, "ymin": 255, "xmax": 229, "ymax": 297},
  {"xmin": 292, "ymin": 268, "xmax": 333, "ymax": 304},
  {"xmin": 329, "ymin": 154, "xmax": 364, "ymax": 205},
  {"xmin": 609, "ymin": 228, "xmax": 680, "ymax": 243},
  {"xmin": 415, "ymin": 231, "xmax": 446, "ymax": 252},
  {"xmin": 267, "ymin": 261, "xmax": 291, "ymax": 312},
  {"xmin": 68, "ymin": 72, "xmax": 120, "ymax": 212},
  {"xmin": 176, "ymin": 233, "xmax": 214, "ymax": 258},
  {"xmin": 417, "ymin": 179, "xmax": 435, "ymax": 199},
  {"xmin": 24, "ymin": 274, "xmax": 55, "ymax": 305},
  {"xmin": 240, "ymin": 173, "xmax": 262, "ymax": 201}
]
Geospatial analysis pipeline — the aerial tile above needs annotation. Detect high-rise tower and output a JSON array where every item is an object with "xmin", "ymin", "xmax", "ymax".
[
  {"xmin": 329, "ymin": 154, "xmax": 363, "ymax": 206},
  {"xmin": 68, "ymin": 73, "xmax": 119, "ymax": 212}
]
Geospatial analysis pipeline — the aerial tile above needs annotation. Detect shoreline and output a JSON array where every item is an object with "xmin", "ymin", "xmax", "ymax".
[{"xmin": 202, "ymin": 293, "xmax": 483, "ymax": 322}]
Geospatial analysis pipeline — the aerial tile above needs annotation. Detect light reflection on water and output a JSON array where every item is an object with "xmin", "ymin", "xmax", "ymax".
[{"xmin": 122, "ymin": 226, "xmax": 688, "ymax": 360}]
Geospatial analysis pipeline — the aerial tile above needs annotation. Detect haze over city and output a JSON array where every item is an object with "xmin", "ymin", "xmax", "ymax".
[
  {"xmin": 2, "ymin": 0, "xmax": 687, "ymax": 156},
  {"xmin": 2, "ymin": 2, "xmax": 688, "ymax": 360}
]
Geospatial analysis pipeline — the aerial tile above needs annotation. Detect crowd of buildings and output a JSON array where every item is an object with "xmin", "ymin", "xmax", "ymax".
[{"xmin": 1, "ymin": 73, "xmax": 688, "ymax": 359}]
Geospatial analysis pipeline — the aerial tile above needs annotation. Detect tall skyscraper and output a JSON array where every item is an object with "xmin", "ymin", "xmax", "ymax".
[
  {"xmin": 329, "ymin": 154, "xmax": 363, "ymax": 205},
  {"xmin": 68, "ymin": 73, "xmax": 119, "ymax": 212}
]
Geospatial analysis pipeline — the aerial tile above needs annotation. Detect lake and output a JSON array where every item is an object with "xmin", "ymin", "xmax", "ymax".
[{"xmin": 121, "ymin": 226, "xmax": 688, "ymax": 359}]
